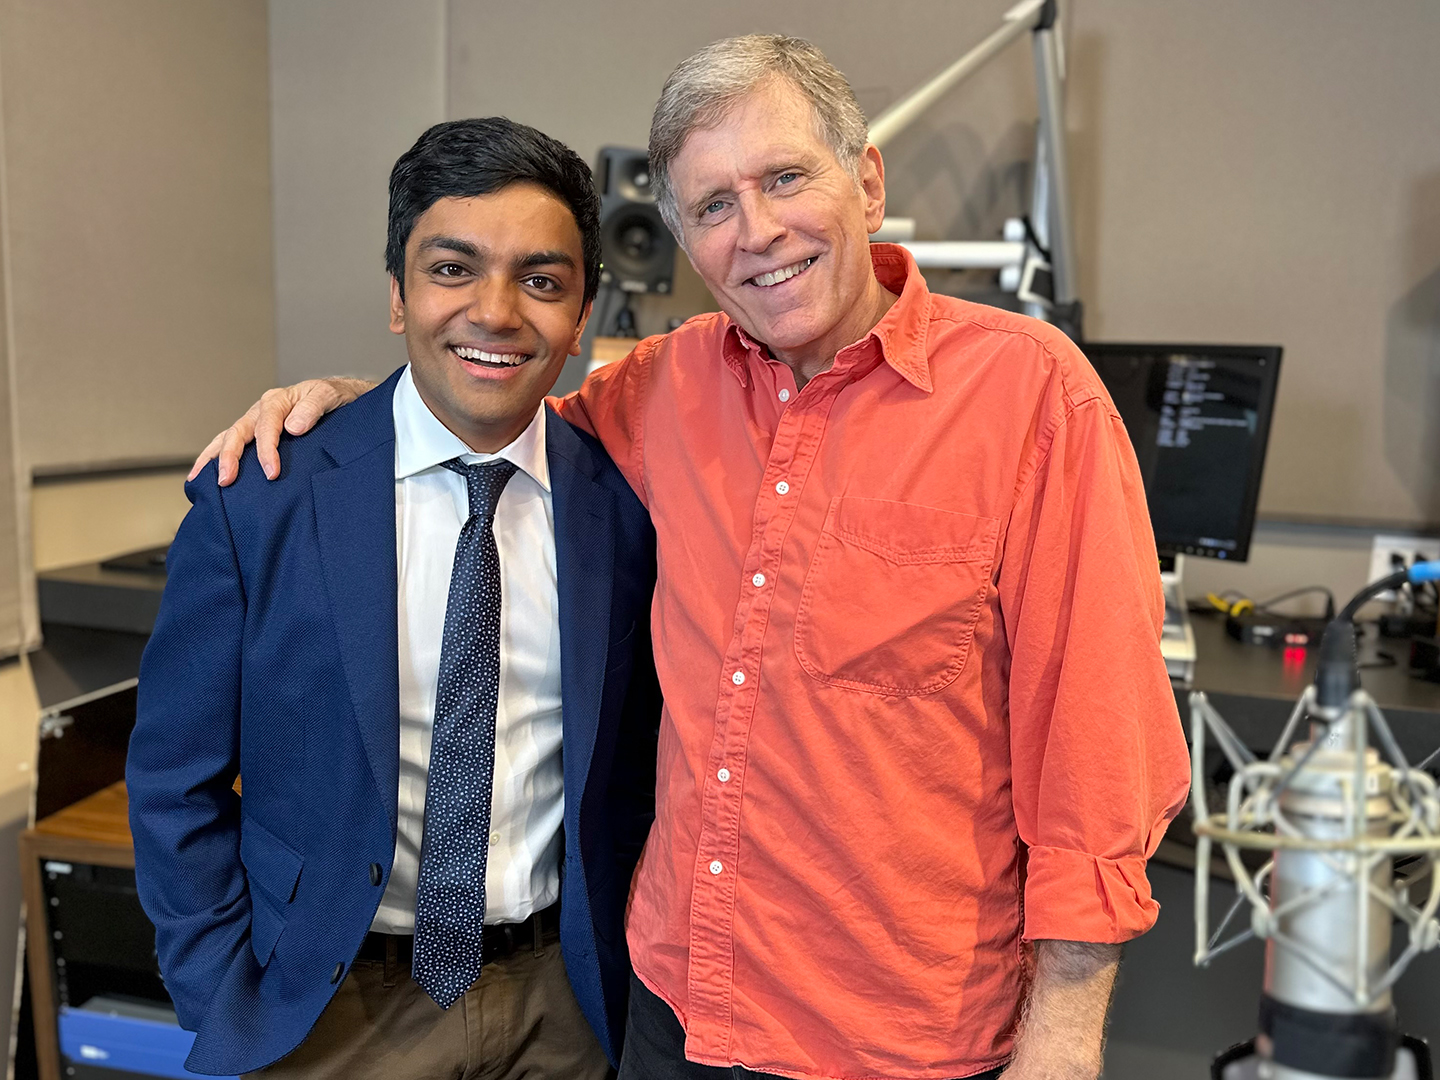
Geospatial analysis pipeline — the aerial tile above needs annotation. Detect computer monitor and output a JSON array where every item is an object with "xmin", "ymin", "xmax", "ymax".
[{"xmin": 1083, "ymin": 343, "xmax": 1282, "ymax": 563}]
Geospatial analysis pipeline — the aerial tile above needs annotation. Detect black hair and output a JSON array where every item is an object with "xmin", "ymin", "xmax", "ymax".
[{"xmin": 385, "ymin": 117, "xmax": 602, "ymax": 309}]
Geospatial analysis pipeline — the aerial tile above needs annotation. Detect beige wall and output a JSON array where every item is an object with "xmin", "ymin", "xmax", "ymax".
[
  {"xmin": 1068, "ymin": 0, "xmax": 1440, "ymax": 526},
  {"xmin": 0, "ymin": 38, "xmax": 30, "ymax": 658},
  {"xmin": 268, "ymin": 0, "xmax": 444, "ymax": 385},
  {"xmin": 0, "ymin": 0, "xmax": 277, "ymax": 474},
  {"xmin": 31, "ymin": 470, "xmax": 189, "ymax": 573},
  {"xmin": 1184, "ymin": 523, "xmax": 1379, "ymax": 617}
]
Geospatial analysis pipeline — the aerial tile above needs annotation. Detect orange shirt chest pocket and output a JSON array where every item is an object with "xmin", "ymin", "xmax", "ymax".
[{"xmin": 793, "ymin": 497, "xmax": 1000, "ymax": 697}]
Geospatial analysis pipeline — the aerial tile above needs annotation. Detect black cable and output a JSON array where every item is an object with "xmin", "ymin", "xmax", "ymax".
[
  {"xmin": 1338, "ymin": 569, "xmax": 1411, "ymax": 624},
  {"xmin": 1020, "ymin": 215, "xmax": 1051, "ymax": 262},
  {"xmin": 1316, "ymin": 568, "xmax": 1412, "ymax": 709},
  {"xmin": 1254, "ymin": 585, "xmax": 1336, "ymax": 619}
]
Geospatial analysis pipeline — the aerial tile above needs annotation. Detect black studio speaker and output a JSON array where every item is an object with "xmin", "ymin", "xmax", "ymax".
[{"xmin": 596, "ymin": 146, "xmax": 675, "ymax": 294}]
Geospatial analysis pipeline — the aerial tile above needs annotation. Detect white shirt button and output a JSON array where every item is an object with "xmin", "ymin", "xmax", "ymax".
[
  {"xmin": 732, "ymin": 670, "xmax": 746, "ymax": 685},
  {"xmin": 752, "ymin": 572, "xmax": 766, "ymax": 588},
  {"xmin": 489, "ymin": 831, "xmax": 500, "ymax": 846},
  {"xmin": 775, "ymin": 480, "xmax": 790, "ymax": 496},
  {"xmin": 779, "ymin": 388, "xmax": 791, "ymax": 403},
  {"xmin": 709, "ymin": 860, "xmax": 724, "ymax": 875},
  {"xmin": 717, "ymin": 768, "xmax": 731, "ymax": 783}
]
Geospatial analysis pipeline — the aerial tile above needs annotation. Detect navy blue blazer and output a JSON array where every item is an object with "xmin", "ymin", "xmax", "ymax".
[{"xmin": 126, "ymin": 369, "xmax": 660, "ymax": 1075}]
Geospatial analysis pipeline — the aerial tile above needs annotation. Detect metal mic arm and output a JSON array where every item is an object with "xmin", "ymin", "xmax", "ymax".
[
  {"xmin": 1192, "ymin": 563, "xmax": 1440, "ymax": 1080},
  {"xmin": 867, "ymin": 0, "xmax": 1080, "ymax": 335}
]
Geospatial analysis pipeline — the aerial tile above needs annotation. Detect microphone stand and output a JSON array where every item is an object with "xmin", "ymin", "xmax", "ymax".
[{"xmin": 1191, "ymin": 563, "xmax": 1440, "ymax": 1080}]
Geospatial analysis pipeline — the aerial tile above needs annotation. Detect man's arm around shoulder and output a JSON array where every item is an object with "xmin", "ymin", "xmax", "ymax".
[{"xmin": 126, "ymin": 464, "xmax": 252, "ymax": 1030}]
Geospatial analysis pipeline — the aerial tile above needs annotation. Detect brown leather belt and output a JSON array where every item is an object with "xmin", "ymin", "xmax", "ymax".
[{"xmin": 358, "ymin": 902, "xmax": 560, "ymax": 967}]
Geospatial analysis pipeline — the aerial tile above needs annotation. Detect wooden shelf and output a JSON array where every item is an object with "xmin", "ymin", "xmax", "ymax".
[{"xmin": 32, "ymin": 779, "xmax": 132, "ymax": 851}]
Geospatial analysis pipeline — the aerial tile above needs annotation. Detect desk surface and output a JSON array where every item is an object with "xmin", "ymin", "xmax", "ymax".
[
  {"xmin": 29, "ymin": 623, "xmax": 147, "ymax": 712},
  {"xmin": 1187, "ymin": 611, "xmax": 1440, "ymax": 714},
  {"xmin": 32, "ymin": 780, "xmax": 131, "ymax": 849},
  {"xmin": 37, "ymin": 560, "xmax": 164, "ymax": 637}
]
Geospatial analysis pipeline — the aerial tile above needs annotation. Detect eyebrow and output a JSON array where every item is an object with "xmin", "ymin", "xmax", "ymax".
[
  {"xmin": 414, "ymin": 235, "xmax": 575, "ymax": 273},
  {"xmin": 514, "ymin": 250, "xmax": 576, "ymax": 272},
  {"xmin": 416, "ymin": 235, "xmax": 480, "ymax": 258}
]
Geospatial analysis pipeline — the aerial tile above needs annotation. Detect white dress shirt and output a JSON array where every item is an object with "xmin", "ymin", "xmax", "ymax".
[{"xmin": 372, "ymin": 365, "xmax": 564, "ymax": 933}]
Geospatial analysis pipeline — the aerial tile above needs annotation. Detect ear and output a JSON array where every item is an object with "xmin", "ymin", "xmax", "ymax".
[
  {"xmin": 569, "ymin": 298, "xmax": 594, "ymax": 357},
  {"xmin": 859, "ymin": 144, "xmax": 887, "ymax": 235},
  {"xmin": 388, "ymin": 275, "xmax": 406, "ymax": 334}
]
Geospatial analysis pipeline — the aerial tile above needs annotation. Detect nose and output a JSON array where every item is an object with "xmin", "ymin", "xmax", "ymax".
[
  {"xmin": 735, "ymin": 190, "xmax": 785, "ymax": 254},
  {"xmin": 464, "ymin": 278, "xmax": 524, "ymax": 334}
]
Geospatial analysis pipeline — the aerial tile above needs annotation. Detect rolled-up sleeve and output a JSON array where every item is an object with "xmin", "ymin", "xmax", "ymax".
[{"xmin": 998, "ymin": 394, "xmax": 1191, "ymax": 943}]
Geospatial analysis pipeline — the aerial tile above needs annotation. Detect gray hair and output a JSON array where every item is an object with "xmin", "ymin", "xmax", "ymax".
[{"xmin": 648, "ymin": 34, "xmax": 869, "ymax": 240}]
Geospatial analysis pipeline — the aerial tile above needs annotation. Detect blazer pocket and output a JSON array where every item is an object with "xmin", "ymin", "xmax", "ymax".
[
  {"xmin": 794, "ymin": 498, "xmax": 1000, "ymax": 696},
  {"xmin": 240, "ymin": 815, "xmax": 304, "ymax": 965}
]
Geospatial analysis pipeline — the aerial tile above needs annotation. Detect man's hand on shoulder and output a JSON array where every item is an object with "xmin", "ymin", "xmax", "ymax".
[{"xmin": 190, "ymin": 377, "xmax": 375, "ymax": 486}]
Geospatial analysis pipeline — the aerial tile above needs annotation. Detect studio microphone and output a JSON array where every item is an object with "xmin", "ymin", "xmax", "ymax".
[{"xmin": 1190, "ymin": 563, "xmax": 1440, "ymax": 1080}]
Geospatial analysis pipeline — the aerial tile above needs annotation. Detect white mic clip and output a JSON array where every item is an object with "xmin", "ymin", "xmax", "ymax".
[{"xmin": 1191, "ymin": 683, "xmax": 1440, "ymax": 1078}]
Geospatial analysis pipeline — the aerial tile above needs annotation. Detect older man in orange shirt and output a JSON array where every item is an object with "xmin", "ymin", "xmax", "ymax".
[{"xmin": 201, "ymin": 35, "xmax": 1189, "ymax": 1080}]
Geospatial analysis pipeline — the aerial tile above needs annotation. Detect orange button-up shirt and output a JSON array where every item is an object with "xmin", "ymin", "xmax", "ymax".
[{"xmin": 557, "ymin": 245, "xmax": 1190, "ymax": 1080}]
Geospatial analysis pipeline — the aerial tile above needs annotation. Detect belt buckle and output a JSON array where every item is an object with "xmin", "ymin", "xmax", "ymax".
[{"xmin": 483, "ymin": 911, "xmax": 548, "ymax": 963}]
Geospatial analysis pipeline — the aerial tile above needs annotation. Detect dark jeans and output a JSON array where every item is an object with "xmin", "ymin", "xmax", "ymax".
[{"xmin": 617, "ymin": 973, "xmax": 1006, "ymax": 1080}]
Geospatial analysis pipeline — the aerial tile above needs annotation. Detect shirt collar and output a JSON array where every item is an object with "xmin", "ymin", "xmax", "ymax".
[
  {"xmin": 721, "ymin": 242, "xmax": 933, "ymax": 393},
  {"xmin": 392, "ymin": 364, "xmax": 550, "ymax": 491}
]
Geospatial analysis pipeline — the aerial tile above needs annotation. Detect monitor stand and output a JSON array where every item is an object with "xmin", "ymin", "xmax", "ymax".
[{"xmin": 1160, "ymin": 554, "xmax": 1197, "ymax": 684}]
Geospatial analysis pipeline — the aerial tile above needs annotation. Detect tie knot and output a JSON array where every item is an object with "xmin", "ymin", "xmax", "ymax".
[{"xmin": 441, "ymin": 458, "xmax": 518, "ymax": 522}]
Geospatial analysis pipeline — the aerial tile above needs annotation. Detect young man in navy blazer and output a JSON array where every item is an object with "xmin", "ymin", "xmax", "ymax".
[{"xmin": 126, "ymin": 118, "xmax": 659, "ymax": 1078}]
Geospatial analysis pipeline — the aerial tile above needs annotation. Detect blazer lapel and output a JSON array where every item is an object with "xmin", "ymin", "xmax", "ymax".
[
  {"xmin": 547, "ymin": 409, "xmax": 615, "ymax": 799},
  {"xmin": 311, "ymin": 370, "xmax": 404, "ymax": 827}
]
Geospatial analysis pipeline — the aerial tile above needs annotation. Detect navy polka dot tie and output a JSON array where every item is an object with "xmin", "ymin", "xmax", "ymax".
[{"xmin": 412, "ymin": 457, "xmax": 518, "ymax": 1009}]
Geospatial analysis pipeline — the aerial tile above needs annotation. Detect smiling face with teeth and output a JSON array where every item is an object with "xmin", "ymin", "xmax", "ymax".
[
  {"xmin": 669, "ymin": 77, "xmax": 896, "ymax": 384},
  {"xmin": 389, "ymin": 183, "xmax": 590, "ymax": 452}
]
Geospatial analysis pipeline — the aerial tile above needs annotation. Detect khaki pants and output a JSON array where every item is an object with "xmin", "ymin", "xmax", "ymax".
[{"xmin": 248, "ymin": 936, "xmax": 612, "ymax": 1080}]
